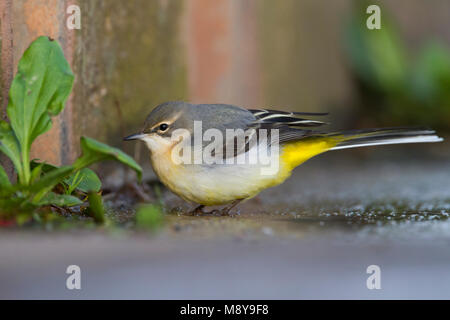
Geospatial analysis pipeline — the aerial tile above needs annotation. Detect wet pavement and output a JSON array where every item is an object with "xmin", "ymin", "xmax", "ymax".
[{"xmin": 1, "ymin": 144, "xmax": 449, "ymax": 299}]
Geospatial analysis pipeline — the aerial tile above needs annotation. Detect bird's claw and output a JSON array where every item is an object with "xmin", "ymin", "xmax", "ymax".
[{"xmin": 186, "ymin": 206, "xmax": 239, "ymax": 217}]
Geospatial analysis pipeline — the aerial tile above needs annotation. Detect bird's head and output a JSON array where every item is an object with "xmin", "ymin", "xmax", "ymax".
[
  {"xmin": 124, "ymin": 101, "xmax": 255, "ymax": 158},
  {"xmin": 124, "ymin": 101, "xmax": 192, "ymax": 155}
]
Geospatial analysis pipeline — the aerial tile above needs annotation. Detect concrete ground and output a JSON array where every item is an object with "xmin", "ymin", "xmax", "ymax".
[{"xmin": 0, "ymin": 145, "xmax": 449, "ymax": 299}]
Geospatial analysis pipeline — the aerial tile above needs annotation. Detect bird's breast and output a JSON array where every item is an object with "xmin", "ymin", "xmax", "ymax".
[{"xmin": 149, "ymin": 150, "xmax": 288, "ymax": 206}]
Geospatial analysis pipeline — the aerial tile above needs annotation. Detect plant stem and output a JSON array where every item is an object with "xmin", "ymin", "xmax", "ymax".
[{"xmin": 21, "ymin": 144, "xmax": 30, "ymax": 185}]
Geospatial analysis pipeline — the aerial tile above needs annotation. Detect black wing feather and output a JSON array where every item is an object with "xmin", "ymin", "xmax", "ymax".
[
  {"xmin": 245, "ymin": 108, "xmax": 330, "ymax": 144},
  {"xmin": 248, "ymin": 108, "xmax": 328, "ymax": 128}
]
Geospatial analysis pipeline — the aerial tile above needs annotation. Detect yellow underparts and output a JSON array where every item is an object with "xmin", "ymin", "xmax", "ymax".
[
  {"xmin": 275, "ymin": 137, "xmax": 341, "ymax": 184},
  {"xmin": 150, "ymin": 136, "xmax": 344, "ymax": 206},
  {"xmin": 227, "ymin": 136, "xmax": 343, "ymax": 202}
]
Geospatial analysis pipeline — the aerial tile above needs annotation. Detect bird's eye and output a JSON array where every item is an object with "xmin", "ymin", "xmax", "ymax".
[{"xmin": 158, "ymin": 123, "xmax": 169, "ymax": 132}]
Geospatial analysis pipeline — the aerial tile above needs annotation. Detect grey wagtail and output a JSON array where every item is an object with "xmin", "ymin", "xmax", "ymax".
[{"xmin": 124, "ymin": 101, "xmax": 443, "ymax": 215}]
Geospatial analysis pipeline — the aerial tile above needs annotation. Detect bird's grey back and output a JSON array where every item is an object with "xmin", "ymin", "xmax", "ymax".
[{"xmin": 144, "ymin": 101, "xmax": 256, "ymax": 133}]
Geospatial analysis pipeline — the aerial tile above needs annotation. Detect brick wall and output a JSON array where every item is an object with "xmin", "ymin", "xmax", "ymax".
[{"xmin": 0, "ymin": 0, "xmax": 187, "ymax": 172}]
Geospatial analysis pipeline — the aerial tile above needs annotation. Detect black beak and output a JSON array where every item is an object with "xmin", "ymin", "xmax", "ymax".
[{"xmin": 123, "ymin": 133, "xmax": 146, "ymax": 141}]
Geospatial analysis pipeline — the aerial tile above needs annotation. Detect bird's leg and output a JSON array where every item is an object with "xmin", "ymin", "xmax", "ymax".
[
  {"xmin": 187, "ymin": 204, "xmax": 220, "ymax": 216},
  {"xmin": 187, "ymin": 204, "xmax": 206, "ymax": 216},
  {"xmin": 218, "ymin": 199, "xmax": 243, "ymax": 216},
  {"xmin": 187, "ymin": 200, "xmax": 243, "ymax": 216}
]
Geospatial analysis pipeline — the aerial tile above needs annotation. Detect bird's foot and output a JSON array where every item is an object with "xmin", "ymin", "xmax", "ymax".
[
  {"xmin": 186, "ymin": 206, "xmax": 238, "ymax": 217},
  {"xmin": 186, "ymin": 205, "xmax": 206, "ymax": 216},
  {"xmin": 218, "ymin": 199, "xmax": 243, "ymax": 216},
  {"xmin": 216, "ymin": 207, "xmax": 239, "ymax": 217},
  {"xmin": 204, "ymin": 209, "xmax": 237, "ymax": 217},
  {"xmin": 186, "ymin": 200, "xmax": 243, "ymax": 217}
]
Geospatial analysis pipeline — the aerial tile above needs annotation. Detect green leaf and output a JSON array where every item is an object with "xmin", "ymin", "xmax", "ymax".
[
  {"xmin": 36, "ymin": 192, "xmax": 83, "ymax": 207},
  {"xmin": 30, "ymin": 165, "xmax": 74, "ymax": 192},
  {"xmin": 30, "ymin": 162, "xmax": 44, "ymax": 184},
  {"xmin": 0, "ymin": 121, "xmax": 23, "ymax": 182},
  {"xmin": 0, "ymin": 163, "xmax": 14, "ymax": 198},
  {"xmin": 0, "ymin": 195, "xmax": 29, "ymax": 213},
  {"xmin": 30, "ymin": 165, "xmax": 75, "ymax": 203},
  {"xmin": 86, "ymin": 192, "xmax": 105, "ymax": 224},
  {"xmin": 30, "ymin": 159, "xmax": 57, "ymax": 173},
  {"xmin": 0, "ymin": 164, "xmax": 12, "ymax": 189},
  {"xmin": 6, "ymin": 36, "xmax": 74, "ymax": 184},
  {"xmin": 31, "ymin": 160, "xmax": 102, "ymax": 194},
  {"xmin": 65, "ymin": 168, "xmax": 102, "ymax": 193},
  {"xmin": 74, "ymin": 137, "xmax": 142, "ymax": 180}
]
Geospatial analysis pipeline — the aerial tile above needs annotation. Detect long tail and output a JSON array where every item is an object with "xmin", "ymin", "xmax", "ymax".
[
  {"xmin": 280, "ymin": 127, "xmax": 443, "ymax": 171},
  {"xmin": 329, "ymin": 127, "xmax": 443, "ymax": 151}
]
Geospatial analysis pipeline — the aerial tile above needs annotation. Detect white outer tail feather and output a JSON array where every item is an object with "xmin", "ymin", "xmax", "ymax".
[{"xmin": 330, "ymin": 135, "xmax": 443, "ymax": 151}]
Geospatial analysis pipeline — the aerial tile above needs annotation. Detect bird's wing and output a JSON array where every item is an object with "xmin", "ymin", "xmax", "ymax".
[
  {"xmin": 214, "ymin": 107, "xmax": 329, "ymax": 159},
  {"xmin": 248, "ymin": 108, "xmax": 328, "ymax": 127},
  {"xmin": 246, "ymin": 108, "xmax": 328, "ymax": 144}
]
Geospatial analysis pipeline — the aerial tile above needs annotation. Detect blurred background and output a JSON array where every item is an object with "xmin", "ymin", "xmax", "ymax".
[{"xmin": 1, "ymin": 0, "xmax": 449, "ymax": 171}]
